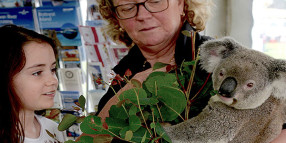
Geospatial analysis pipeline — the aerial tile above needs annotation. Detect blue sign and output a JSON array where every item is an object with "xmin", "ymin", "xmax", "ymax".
[
  {"xmin": 0, "ymin": 7, "xmax": 35, "ymax": 30},
  {"xmin": 36, "ymin": 6, "xmax": 82, "ymax": 46}
]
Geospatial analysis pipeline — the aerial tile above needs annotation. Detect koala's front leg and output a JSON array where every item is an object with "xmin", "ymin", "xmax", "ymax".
[{"xmin": 164, "ymin": 102, "xmax": 243, "ymax": 143}]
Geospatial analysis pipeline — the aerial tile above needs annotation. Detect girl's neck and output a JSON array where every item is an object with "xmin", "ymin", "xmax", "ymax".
[{"xmin": 19, "ymin": 110, "xmax": 41, "ymax": 139}]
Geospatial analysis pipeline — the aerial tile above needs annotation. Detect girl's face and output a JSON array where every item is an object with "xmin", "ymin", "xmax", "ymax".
[
  {"xmin": 114, "ymin": 0, "xmax": 184, "ymax": 51},
  {"xmin": 13, "ymin": 41, "xmax": 58, "ymax": 112}
]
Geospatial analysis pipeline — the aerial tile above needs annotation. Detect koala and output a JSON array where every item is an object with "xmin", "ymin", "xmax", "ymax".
[{"xmin": 164, "ymin": 37, "xmax": 286, "ymax": 143}]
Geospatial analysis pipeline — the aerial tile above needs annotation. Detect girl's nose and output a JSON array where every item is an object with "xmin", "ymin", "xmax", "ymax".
[{"xmin": 45, "ymin": 74, "xmax": 58, "ymax": 86}]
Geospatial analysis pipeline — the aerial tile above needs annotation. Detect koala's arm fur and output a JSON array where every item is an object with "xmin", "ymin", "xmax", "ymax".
[
  {"xmin": 164, "ymin": 96, "xmax": 285, "ymax": 143},
  {"xmin": 164, "ymin": 98, "xmax": 244, "ymax": 143}
]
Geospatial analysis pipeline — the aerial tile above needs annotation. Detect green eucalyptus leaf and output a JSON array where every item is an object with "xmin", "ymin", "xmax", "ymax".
[
  {"xmin": 125, "ymin": 130, "xmax": 133, "ymax": 141},
  {"xmin": 106, "ymin": 117, "xmax": 129, "ymax": 135},
  {"xmin": 131, "ymin": 127, "xmax": 152, "ymax": 143},
  {"xmin": 157, "ymin": 86, "xmax": 187, "ymax": 121},
  {"xmin": 77, "ymin": 135, "xmax": 94, "ymax": 143},
  {"xmin": 141, "ymin": 130, "xmax": 147, "ymax": 143},
  {"xmin": 58, "ymin": 114, "xmax": 77, "ymax": 131},
  {"xmin": 119, "ymin": 126, "xmax": 130, "ymax": 139},
  {"xmin": 138, "ymin": 97, "xmax": 159, "ymax": 105},
  {"xmin": 183, "ymin": 61, "xmax": 196, "ymax": 66},
  {"xmin": 181, "ymin": 30, "xmax": 193, "ymax": 37},
  {"xmin": 119, "ymin": 88, "xmax": 154, "ymax": 105},
  {"xmin": 210, "ymin": 90, "xmax": 219, "ymax": 96},
  {"xmin": 153, "ymin": 62, "xmax": 168, "ymax": 70},
  {"xmin": 146, "ymin": 71, "xmax": 167, "ymax": 79},
  {"xmin": 139, "ymin": 111, "xmax": 151, "ymax": 123},
  {"xmin": 151, "ymin": 137, "xmax": 162, "ymax": 143},
  {"xmin": 93, "ymin": 135, "xmax": 113, "ymax": 143},
  {"xmin": 183, "ymin": 65, "xmax": 192, "ymax": 73},
  {"xmin": 131, "ymin": 79, "xmax": 142, "ymax": 88},
  {"xmin": 79, "ymin": 95, "xmax": 86, "ymax": 112},
  {"xmin": 129, "ymin": 105, "xmax": 138, "ymax": 116},
  {"xmin": 155, "ymin": 122, "xmax": 172, "ymax": 143},
  {"xmin": 129, "ymin": 115, "xmax": 141, "ymax": 132},
  {"xmin": 109, "ymin": 105, "xmax": 128, "ymax": 120},
  {"xmin": 143, "ymin": 72, "xmax": 178, "ymax": 94},
  {"xmin": 199, "ymin": 81, "xmax": 213, "ymax": 97},
  {"xmin": 150, "ymin": 122, "xmax": 156, "ymax": 129},
  {"xmin": 45, "ymin": 129, "xmax": 54, "ymax": 138},
  {"xmin": 76, "ymin": 116, "xmax": 85, "ymax": 123},
  {"xmin": 177, "ymin": 74, "xmax": 186, "ymax": 88},
  {"xmin": 149, "ymin": 106, "xmax": 161, "ymax": 121},
  {"xmin": 80, "ymin": 115, "xmax": 103, "ymax": 134}
]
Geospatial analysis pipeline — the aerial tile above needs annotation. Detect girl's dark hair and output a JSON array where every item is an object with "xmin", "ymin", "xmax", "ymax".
[{"xmin": 0, "ymin": 24, "xmax": 57, "ymax": 143}]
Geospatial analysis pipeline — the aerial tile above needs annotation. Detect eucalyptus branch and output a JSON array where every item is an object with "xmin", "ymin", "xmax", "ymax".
[
  {"xmin": 185, "ymin": 31, "xmax": 197, "ymax": 120},
  {"xmin": 132, "ymin": 88, "xmax": 153, "ymax": 138},
  {"xmin": 174, "ymin": 65, "xmax": 187, "ymax": 94},
  {"xmin": 191, "ymin": 72, "xmax": 211, "ymax": 101},
  {"xmin": 156, "ymin": 104, "xmax": 164, "ymax": 122},
  {"xmin": 185, "ymin": 48, "xmax": 200, "ymax": 119},
  {"xmin": 179, "ymin": 59, "xmax": 186, "ymax": 76},
  {"xmin": 155, "ymin": 81, "xmax": 165, "ymax": 122},
  {"xmin": 151, "ymin": 109, "xmax": 157, "ymax": 138}
]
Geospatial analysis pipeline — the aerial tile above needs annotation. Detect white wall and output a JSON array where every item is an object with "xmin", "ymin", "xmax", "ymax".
[
  {"xmin": 205, "ymin": 0, "xmax": 228, "ymax": 38},
  {"xmin": 205, "ymin": 0, "xmax": 254, "ymax": 48}
]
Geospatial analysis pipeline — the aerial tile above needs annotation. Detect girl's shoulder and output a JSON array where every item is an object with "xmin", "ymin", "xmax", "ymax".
[
  {"xmin": 36, "ymin": 115, "xmax": 58, "ymax": 127},
  {"xmin": 35, "ymin": 115, "xmax": 66, "ymax": 142}
]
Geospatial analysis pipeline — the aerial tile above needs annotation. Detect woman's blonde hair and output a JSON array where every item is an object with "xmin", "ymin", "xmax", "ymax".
[{"xmin": 98, "ymin": 0, "xmax": 213, "ymax": 47}]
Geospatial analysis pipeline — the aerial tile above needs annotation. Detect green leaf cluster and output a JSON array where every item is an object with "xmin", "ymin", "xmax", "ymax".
[
  {"xmin": 76, "ymin": 71, "xmax": 187, "ymax": 142},
  {"xmin": 59, "ymin": 53, "xmax": 216, "ymax": 143}
]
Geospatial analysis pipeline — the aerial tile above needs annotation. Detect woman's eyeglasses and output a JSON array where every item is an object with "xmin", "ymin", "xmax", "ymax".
[{"xmin": 114, "ymin": 0, "xmax": 169, "ymax": 20}]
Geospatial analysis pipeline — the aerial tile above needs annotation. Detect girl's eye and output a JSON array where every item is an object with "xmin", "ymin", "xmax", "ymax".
[
  {"xmin": 51, "ymin": 67, "xmax": 57, "ymax": 73},
  {"xmin": 32, "ymin": 71, "xmax": 42, "ymax": 76}
]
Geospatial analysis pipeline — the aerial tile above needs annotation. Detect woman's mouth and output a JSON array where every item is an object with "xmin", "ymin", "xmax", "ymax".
[{"xmin": 140, "ymin": 27, "xmax": 156, "ymax": 31}]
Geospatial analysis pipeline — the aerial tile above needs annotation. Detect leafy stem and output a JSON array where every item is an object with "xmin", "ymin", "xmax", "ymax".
[
  {"xmin": 132, "ymin": 88, "xmax": 153, "ymax": 138},
  {"xmin": 185, "ymin": 48, "xmax": 200, "ymax": 119}
]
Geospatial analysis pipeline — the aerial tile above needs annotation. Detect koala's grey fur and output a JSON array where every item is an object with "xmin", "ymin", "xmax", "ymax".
[{"xmin": 164, "ymin": 37, "xmax": 286, "ymax": 143}]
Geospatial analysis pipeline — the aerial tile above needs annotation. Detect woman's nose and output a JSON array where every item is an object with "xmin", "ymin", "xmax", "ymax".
[{"xmin": 136, "ymin": 5, "xmax": 152, "ymax": 20}]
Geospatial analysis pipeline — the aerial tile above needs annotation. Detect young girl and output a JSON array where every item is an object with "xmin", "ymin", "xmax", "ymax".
[{"xmin": 0, "ymin": 25, "xmax": 65, "ymax": 143}]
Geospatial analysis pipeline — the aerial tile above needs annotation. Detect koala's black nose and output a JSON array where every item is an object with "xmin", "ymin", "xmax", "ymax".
[{"xmin": 218, "ymin": 77, "xmax": 237, "ymax": 98}]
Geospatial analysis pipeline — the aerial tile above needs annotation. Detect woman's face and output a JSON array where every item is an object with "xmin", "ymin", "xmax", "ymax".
[
  {"xmin": 13, "ymin": 41, "xmax": 58, "ymax": 112},
  {"xmin": 114, "ymin": 0, "xmax": 184, "ymax": 50}
]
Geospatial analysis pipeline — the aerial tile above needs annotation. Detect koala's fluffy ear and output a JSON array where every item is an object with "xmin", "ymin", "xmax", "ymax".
[
  {"xmin": 199, "ymin": 37, "xmax": 242, "ymax": 73},
  {"xmin": 270, "ymin": 59, "xmax": 286, "ymax": 99}
]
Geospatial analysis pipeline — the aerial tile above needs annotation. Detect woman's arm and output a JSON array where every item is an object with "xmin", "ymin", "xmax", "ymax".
[
  {"xmin": 271, "ymin": 130, "xmax": 286, "ymax": 143},
  {"xmin": 97, "ymin": 68, "xmax": 155, "ymax": 120}
]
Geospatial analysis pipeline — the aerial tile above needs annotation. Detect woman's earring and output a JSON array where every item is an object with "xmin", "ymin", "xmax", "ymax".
[
  {"xmin": 119, "ymin": 27, "xmax": 125, "ymax": 32},
  {"xmin": 180, "ymin": 12, "xmax": 185, "ymax": 18}
]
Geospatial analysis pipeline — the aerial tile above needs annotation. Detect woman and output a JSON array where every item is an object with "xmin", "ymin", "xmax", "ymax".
[
  {"xmin": 95, "ymin": 0, "xmax": 286, "ymax": 142},
  {"xmin": 97, "ymin": 0, "xmax": 212, "ymax": 117},
  {"xmin": 0, "ymin": 25, "xmax": 65, "ymax": 143}
]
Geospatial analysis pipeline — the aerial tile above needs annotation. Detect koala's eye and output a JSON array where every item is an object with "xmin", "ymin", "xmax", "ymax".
[
  {"xmin": 219, "ymin": 72, "xmax": 224, "ymax": 77},
  {"xmin": 247, "ymin": 83, "xmax": 254, "ymax": 88}
]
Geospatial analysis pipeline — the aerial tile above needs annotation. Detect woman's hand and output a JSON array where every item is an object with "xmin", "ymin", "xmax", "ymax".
[{"xmin": 271, "ymin": 130, "xmax": 286, "ymax": 143}]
